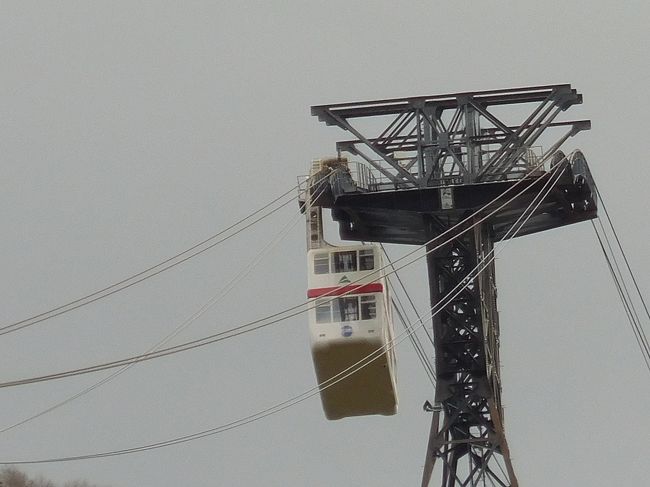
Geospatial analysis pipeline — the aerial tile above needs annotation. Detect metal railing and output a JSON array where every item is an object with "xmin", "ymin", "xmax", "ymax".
[{"xmin": 300, "ymin": 145, "xmax": 547, "ymax": 199}]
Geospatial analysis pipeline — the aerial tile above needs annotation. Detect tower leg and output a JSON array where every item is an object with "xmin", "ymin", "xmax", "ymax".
[{"xmin": 422, "ymin": 216, "xmax": 517, "ymax": 486}]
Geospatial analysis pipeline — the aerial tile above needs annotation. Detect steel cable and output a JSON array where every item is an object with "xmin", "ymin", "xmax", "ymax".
[
  {"xmin": 389, "ymin": 279, "xmax": 437, "ymax": 386},
  {"xmin": 0, "ymin": 169, "xmax": 557, "ymax": 389},
  {"xmin": 0, "ymin": 153, "xmax": 564, "ymax": 465},
  {"xmin": 0, "ymin": 188, "xmax": 314, "ymax": 435},
  {"xmin": 0, "ymin": 186, "xmax": 299, "ymax": 337},
  {"xmin": 588, "ymin": 180, "xmax": 650, "ymax": 374},
  {"xmin": 595, "ymin": 187, "xmax": 650, "ymax": 324},
  {"xmin": 591, "ymin": 220, "xmax": 650, "ymax": 374},
  {"xmin": 381, "ymin": 243, "xmax": 436, "ymax": 383}
]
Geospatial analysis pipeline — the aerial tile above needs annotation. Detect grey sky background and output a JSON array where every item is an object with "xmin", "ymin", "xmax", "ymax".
[{"xmin": 1, "ymin": 2, "xmax": 648, "ymax": 486}]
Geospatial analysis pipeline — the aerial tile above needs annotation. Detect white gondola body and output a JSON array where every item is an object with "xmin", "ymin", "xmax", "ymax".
[{"xmin": 307, "ymin": 244, "xmax": 398, "ymax": 420}]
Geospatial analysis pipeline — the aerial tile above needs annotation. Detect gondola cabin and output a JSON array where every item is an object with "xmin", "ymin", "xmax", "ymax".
[{"xmin": 307, "ymin": 244, "xmax": 398, "ymax": 420}]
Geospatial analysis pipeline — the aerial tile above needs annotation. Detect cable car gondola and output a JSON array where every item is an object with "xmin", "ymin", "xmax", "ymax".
[{"xmin": 307, "ymin": 244, "xmax": 398, "ymax": 420}]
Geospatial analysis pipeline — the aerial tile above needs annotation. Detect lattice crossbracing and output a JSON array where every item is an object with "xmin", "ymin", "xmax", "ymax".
[{"xmin": 422, "ymin": 219, "xmax": 516, "ymax": 487}]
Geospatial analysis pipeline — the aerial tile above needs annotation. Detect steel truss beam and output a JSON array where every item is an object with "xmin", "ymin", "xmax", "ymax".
[
  {"xmin": 421, "ymin": 218, "xmax": 516, "ymax": 487},
  {"xmin": 311, "ymin": 84, "xmax": 589, "ymax": 187}
]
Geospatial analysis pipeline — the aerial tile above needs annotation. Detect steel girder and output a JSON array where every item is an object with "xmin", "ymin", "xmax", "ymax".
[
  {"xmin": 311, "ymin": 84, "xmax": 589, "ymax": 187},
  {"xmin": 421, "ymin": 219, "xmax": 516, "ymax": 487}
]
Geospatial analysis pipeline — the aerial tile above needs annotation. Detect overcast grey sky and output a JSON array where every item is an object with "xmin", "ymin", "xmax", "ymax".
[{"xmin": 1, "ymin": 2, "xmax": 648, "ymax": 486}]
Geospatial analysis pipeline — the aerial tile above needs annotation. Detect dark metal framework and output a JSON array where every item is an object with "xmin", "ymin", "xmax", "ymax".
[
  {"xmin": 308, "ymin": 84, "xmax": 597, "ymax": 486},
  {"xmin": 312, "ymin": 84, "xmax": 590, "ymax": 188},
  {"xmin": 421, "ymin": 222, "xmax": 515, "ymax": 486}
]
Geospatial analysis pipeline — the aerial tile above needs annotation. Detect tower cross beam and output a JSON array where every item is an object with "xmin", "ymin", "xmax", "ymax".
[{"xmin": 313, "ymin": 84, "xmax": 585, "ymax": 188}]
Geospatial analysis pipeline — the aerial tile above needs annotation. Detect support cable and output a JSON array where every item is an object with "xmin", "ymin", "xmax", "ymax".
[
  {"xmin": 2, "ymin": 150, "xmax": 556, "ymax": 340},
  {"xmin": 0, "ymin": 186, "xmax": 299, "ymax": 337},
  {"xmin": 366, "ymin": 243, "xmax": 435, "ymax": 385},
  {"xmin": 0, "ymin": 169, "xmax": 557, "ymax": 389},
  {"xmin": 0, "ymin": 166, "xmax": 559, "ymax": 389},
  {"xmin": 589, "ymin": 181, "xmax": 650, "ymax": 373},
  {"xmin": 591, "ymin": 220, "xmax": 650, "ymax": 374},
  {"xmin": 389, "ymin": 278, "xmax": 437, "ymax": 386},
  {"xmin": 382, "ymin": 244, "xmax": 435, "ymax": 348},
  {"xmin": 594, "ymin": 219, "xmax": 650, "ymax": 359},
  {"xmin": 595, "ymin": 187, "xmax": 650, "ymax": 324},
  {"xmin": 0, "ymin": 187, "xmax": 315, "ymax": 435},
  {"xmin": 0, "ymin": 148, "xmax": 560, "ymax": 465},
  {"xmin": 382, "ymin": 246, "xmax": 437, "ymax": 385},
  {"xmin": 596, "ymin": 217, "xmax": 647, "ymax": 338}
]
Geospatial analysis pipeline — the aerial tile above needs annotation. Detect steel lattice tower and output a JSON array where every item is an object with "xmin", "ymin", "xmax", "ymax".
[{"xmin": 307, "ymin": 85, "xmax": 597, "ymax": 486}]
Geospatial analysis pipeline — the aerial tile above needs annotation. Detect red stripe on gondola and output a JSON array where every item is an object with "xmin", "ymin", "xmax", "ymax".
[{"xmin": 307, "ymin": 283, "xmax": 383, "ymax": 298}]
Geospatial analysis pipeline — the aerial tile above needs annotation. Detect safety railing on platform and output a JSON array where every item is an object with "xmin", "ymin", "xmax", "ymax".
[{"xmin": 300, "ymin": 145, "xmax": 547, "ymax": 201}]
